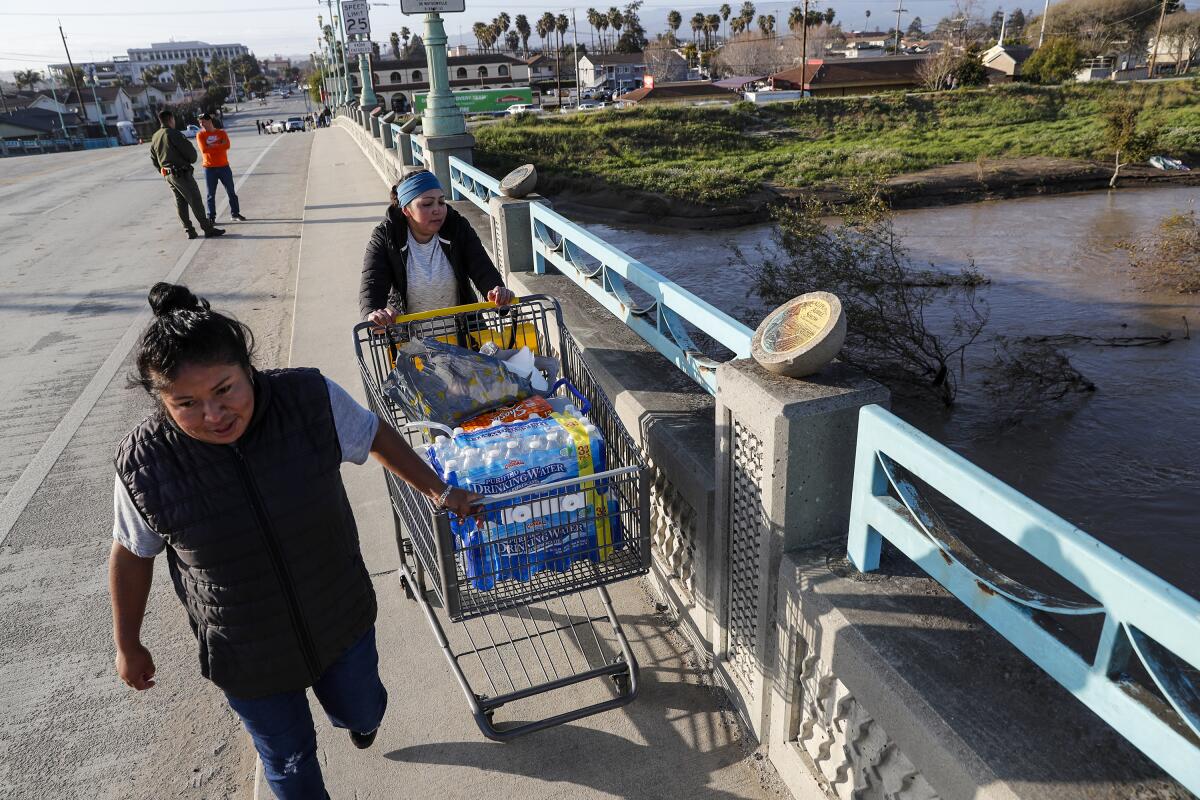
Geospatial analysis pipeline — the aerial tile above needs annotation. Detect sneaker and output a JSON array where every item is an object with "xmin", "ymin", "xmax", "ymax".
[
  {"xmin": 186, "ymin": 229, "xmax": 198, "ymax": 239},
  {"xmin": 204, "ymin": 227, "xmax": 227, "ymax": 237},
  {"xmin": 231, "ymin": 213, "xmax": 247, "ymax": 221},
  {"xmin": 206, "ymin": 216, "xmax": 217, "ymax": 226},
  {"xmin": 349, "ymin": 728, "xmax": 378, "ymax": 750}
]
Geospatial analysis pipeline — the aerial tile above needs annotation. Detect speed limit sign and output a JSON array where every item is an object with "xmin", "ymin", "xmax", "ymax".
[{"xmin": 341, "ymin": 0, "xmax": 371, "ymax": 37}]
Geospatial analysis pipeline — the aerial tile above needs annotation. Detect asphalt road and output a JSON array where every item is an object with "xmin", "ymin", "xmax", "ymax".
[{"xmin": 0, "ymin": 96, "xmax": 320, "ymax": 800}]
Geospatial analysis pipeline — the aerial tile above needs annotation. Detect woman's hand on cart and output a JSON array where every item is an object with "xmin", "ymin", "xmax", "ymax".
[
  {"xmin": 367, "ymin": 306, "xmax": 399, "ymax": 332},
  {"xmin": 437, "ymin": 486, "xmax": 485, "ymax": 520},
  {"xmin": 487, "ymin": 287, "xmax": 516, "ymax": 306}
]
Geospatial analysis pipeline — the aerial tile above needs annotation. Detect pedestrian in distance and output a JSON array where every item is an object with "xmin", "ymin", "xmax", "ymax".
[
  {"xmin": 108, "ymin": 282, "xmax": 484, "ymax": 800},
  {"xmin": 149, "ymin": 110, "xmax": 224, "ymax": 240},
  {"xmin": 360, "ymin": 169, "xmax": 515, "ymax": 326},
  {"xmin": 195, "ymin": 113, "xmax": 246, "ymax": 225},
  {"xmin": 256, "ymin": 119, "xmax": 263, "ymax": 135}
]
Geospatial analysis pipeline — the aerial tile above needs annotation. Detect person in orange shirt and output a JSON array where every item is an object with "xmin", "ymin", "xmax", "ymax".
[{"xmin": 196, "ymin": 114, "xmax": 246, "ymax": 225}]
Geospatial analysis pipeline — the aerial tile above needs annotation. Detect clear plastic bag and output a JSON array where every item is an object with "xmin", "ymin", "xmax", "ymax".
[{"xmin": 383, "ymin": 337, "xmax": 534, "ymax": 426}]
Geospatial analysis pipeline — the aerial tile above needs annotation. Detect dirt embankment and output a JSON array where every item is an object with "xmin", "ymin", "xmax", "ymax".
[{"xmin": 539, "ymin": 157, "xmax": 1200, "ymax": 229}]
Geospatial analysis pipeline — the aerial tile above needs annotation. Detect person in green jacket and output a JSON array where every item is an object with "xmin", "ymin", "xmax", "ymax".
[{"xmin": 149, "ymin": 109, "xmax": 225, "ymax": 240}]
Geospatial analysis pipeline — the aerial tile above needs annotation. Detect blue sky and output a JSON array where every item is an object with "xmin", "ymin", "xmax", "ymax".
[{"xmin": 1, "ymin": 0, "xmax": 988, "ymax": 73}]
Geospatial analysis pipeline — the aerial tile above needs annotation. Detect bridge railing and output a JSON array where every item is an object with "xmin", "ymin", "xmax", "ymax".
[
  {"xmin": 847, "ymin": 403, "xmax": 1200, "ymax": 795},
  {"xmin": 529, "ymin": 201, "xmax": 752, "ymax": 394},
  {"xmin": 410, "ymin": 136, "xmax": 425, "ymax": 167},
  {"xmin": 448, "ymin": 156, "xmax": 500, "ymax": 219}
]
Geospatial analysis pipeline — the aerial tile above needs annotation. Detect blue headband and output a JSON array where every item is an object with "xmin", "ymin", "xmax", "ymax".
[{"xmin": 396, "ymin": 171, "xmax": 442, "ymax": 207}]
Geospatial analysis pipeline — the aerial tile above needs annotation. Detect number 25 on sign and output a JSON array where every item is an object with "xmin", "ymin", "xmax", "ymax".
[{"xmin": 341, "ymin": 0, "xmax": 371, "ymax": 36}]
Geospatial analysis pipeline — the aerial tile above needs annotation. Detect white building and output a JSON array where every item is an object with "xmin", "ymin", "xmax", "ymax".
[
  {"xmin": 126, "ymin": 41, "xmax": 251, "ymax": 84},
  {"xmin": 578, "ymin": 53, "xmax": 648, "ymax": 92}
]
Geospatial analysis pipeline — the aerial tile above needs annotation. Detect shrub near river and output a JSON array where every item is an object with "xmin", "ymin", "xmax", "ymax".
[{"xmin": 474, "ymin": 80, "xmax": 1200, "ymax": 207}]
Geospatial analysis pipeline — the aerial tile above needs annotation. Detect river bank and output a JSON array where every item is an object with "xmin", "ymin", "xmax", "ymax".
[
  {"xmin": 473, "ymin": 80, "xmax": 1200, "ymax": 229},
  {"xmin": 542, "ymin": 156, "xmax": 1200, "ymax": 229}
]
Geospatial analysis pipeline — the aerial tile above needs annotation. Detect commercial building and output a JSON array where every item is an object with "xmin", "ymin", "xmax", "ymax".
[
  {"xmin": 126, "ymin": 41, "xmax": 250, "ymax": 84},
  {"xmin": 360, "ymin": 52, "xmax": 530, "ymax": 113},
  {"xmin": 614, "ymin": 80, "xmax": 738, "ymax": 106}
]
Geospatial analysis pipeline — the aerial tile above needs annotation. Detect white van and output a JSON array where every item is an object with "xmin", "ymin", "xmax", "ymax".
[
  {"xmin": 116, "ymin": 120, "xmax": 138, "ymax": 146},
  {"xmin": 506, "ymin": 104, "xmax": 540, "ymax": 115}
]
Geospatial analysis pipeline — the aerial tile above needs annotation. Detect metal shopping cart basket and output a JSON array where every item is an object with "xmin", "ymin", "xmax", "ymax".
[{"xmin": 353, "ymin": 296, "xmax": 650, "ymax": 741}]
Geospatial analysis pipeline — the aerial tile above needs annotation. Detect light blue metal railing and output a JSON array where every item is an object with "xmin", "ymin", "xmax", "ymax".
[
  {"xmin": 410, "ymin": 136, "xmax": 425, "ymax": 167},
  {"xmin": 530, "ymin": 202, "xmax": 752, "ymax": 394},
  {"xmin": 847, "ymin": 404, "xmax": 1200, "ymax": 794},
  {"xmin": 448, "ymin": 156, "xmax": 500, "ymax": 217}
]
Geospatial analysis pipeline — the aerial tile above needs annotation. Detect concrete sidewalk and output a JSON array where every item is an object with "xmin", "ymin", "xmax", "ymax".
[{"xmin": 276, "ymin": 125, "xmax": 785, "ymax": 799}]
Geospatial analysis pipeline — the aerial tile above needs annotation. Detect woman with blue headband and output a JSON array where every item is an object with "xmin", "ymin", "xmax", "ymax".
[{"xmin": 360, "ymin": 169, "xmax": 514, "ymax": 325}]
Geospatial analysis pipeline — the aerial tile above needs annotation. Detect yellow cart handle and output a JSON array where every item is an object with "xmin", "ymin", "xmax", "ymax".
[{"xmin": 392, "ymin": 298, "xmax": 523, "ymax": 325}]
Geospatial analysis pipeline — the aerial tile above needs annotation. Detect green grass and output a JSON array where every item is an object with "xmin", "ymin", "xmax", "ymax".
[{"xmin": 473, "ymin": 80, "xmax": 1200, "ymax": 204}]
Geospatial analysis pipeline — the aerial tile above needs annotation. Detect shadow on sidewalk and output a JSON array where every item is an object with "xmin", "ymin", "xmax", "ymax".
[{"xmin": 385, "ymin": 605, "xmax": 761, "ymax": 800}]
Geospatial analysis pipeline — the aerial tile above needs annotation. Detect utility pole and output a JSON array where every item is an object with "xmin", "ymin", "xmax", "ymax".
[
  {"xmin": 572, "ymin": 8, "xmax": 580, "ymax": 101},
  {"xmin": 1146, "ymin": 0, "xmax": 1169, "ymax": 78},
  {"xmin": 57, "ymin": 22, "xmax": 87, "ymax": 121},
  {"xmin": 1037, "ymin": 0, "xmax": 1050, "ymax": 47},
  {"xmin": 800, "ymin": 0, "xmax": 810, "ymax": 93},
  {"xmin": 893, "ymin": 3, "xmax": 907, "ymax": 53}
]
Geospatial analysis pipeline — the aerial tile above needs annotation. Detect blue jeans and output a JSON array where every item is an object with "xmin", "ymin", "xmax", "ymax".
[
  {"xmin": 204, "ymin": 164, "xmax": 240, "ymax": 218},
  {"xmin": 225, "ymin": 627, "xmax": 388, "ymax": 800}
]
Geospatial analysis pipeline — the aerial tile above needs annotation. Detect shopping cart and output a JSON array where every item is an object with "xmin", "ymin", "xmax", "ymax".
[{"xmin": 353, "ymin": 296, "xmax": 650, "ymax": 741}]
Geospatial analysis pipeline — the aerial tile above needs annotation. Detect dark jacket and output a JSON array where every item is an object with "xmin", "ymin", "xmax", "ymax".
[
  {"xmin": 114, "ymin": 368, "xmax": 377, "ymax": 698},
  {"xmin": 149, "ymin": 126, "xmax": 198, "ymax": 173},
  {"xmin": 359, "ymin": 204, "xmax": 503, "ymax": 319}
]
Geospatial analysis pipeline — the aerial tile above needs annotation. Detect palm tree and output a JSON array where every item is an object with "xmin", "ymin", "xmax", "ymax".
[
  {"xmin": 757, "ymin": 13, "xmax": 770, "ymax": 36},
  {"xmin": 505, "ymin": 30, "xmax": 520, "ymax": 52},
  {"xmin": 400, "ymin": 26, "xmax": 412, "ymax": 56},
  {"xmin": 719, "ymin": 4, "xmax": 732, "ymax": 43},
  {"xmin": 587, "ymin": 8, "xmax": 601, "ymax": 49},
  {"xmin": 705, "ymin": 14, "xmax": 721, "ymax": 48},
  {"xmin": 555, "ymin": 13, "xmax": 570, "ymax": 55},
  {"xmin": 667, "ymin": 10, "xmax": 683, "ymax": 44},
  {"xmin": 538, "ymin": 12, "xmax": 555, "ymax": 51},
  {"xmin": 390, "ymin": 31, "xmax": 401, "ymax": 58},
  {"xmin": 788, "ymin": 5, "xmax": 803, "ymax": 30},
  {"xmin": 597, "ymin": 15, "xmax": 610, "ymax": 52},
  {"xmin": 740, "ymin": 0, "xmax": 756, "ymax": 33},
  {"xmin": 14, "ymin": 69, "xmax": 42, "ymax": 91},
  {"xmin": 823, "ymin": 7, "xmax": 835, "ymax": 24},
  {"xmin": 691, "ymin": 12, "xmax": 705, "ymax": 46},
  {"xmin": 730, "ymin": 16, "xmax": 746, "ymax": 35},
  {"xmin": 608, "ymin": 7, "xmax": 624, "ymax": 49},
  {"xmin": 515, "ymin": 14, "xmax": 532, "ymax": 57},
  {"xmin": 473, "ymin": 21, "xmax": 488, "ymax": 52},
  {"xmin": 497, "ymin": 11, "xmax": 511, "ymax": 34}
]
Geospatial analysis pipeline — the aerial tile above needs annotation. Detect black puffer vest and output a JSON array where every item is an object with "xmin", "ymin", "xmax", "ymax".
[{"xmin": 115, "ymin": 368, "xmax": 377, "ymax": 698}]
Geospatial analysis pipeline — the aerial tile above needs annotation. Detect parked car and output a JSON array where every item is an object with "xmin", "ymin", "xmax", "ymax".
[
  {"xmin": 285, "ymin": 116, "xmax": 305, "ymax": 132},
  {"xmin": 268, "ymin": 120, "xmax": 287, "ymax": 133},
  {"xmin": 506, "ymin": 103, "xmax": 541, "ymax": 115},
  {"xmin": 577, "ymin": 102, "xmax": 602, "ymax": 112}
]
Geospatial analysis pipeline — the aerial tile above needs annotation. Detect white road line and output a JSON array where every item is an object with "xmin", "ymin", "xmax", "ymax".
[
  {"xmin": 39, "ymin": 197, "xmax": 74, "ymax": 216},
  {"xmin": 287, "ymin": 132, "xmax": 317, "ymax": 368},
  {"xmin": 0, "ymin": 135, "xmax": 283, "ymax": 546}
]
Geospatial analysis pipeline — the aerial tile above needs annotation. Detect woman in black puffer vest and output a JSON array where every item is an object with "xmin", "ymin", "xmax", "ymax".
[{"xmin": 108, "ymin": 282, "xmax": 481, "ymax": 800}]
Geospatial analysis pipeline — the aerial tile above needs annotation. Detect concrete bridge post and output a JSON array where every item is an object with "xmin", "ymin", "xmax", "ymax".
[
  {"xmin": 488, "ymin": 195, "xmax": 551, "ymax": 276},
  {"xmin": 711, "ymin": 359, "xmax": 887, "ymax": 742}
]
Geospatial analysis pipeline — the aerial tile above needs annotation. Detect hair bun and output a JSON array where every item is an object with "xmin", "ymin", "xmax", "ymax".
[{"xmin": 148, "ymin": 282, "xmax": 208, "ymax": 317}]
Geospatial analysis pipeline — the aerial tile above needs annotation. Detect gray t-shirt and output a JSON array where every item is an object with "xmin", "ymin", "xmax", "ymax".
[
  {"xmin": 112, "ymin": 377, "xmax": 379, "ymax": 558},
  {"xmin": 405, "ymin": 234, "xmax": 459, "ymax": 314}
]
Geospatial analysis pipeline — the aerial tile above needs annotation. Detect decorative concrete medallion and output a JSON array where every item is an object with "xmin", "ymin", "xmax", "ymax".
[
  {"xmin": 500, "ymin": 164, "xmax": 537, "ymax": 198},
  {"xmin": 752, "ymin": 292, "xmax": 846, "ymax": 377}
]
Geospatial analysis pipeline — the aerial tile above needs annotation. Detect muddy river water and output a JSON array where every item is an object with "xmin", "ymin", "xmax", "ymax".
[{"xmin": 581, "ymin": 186, "xmax": 1199, "ymax": 598}]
